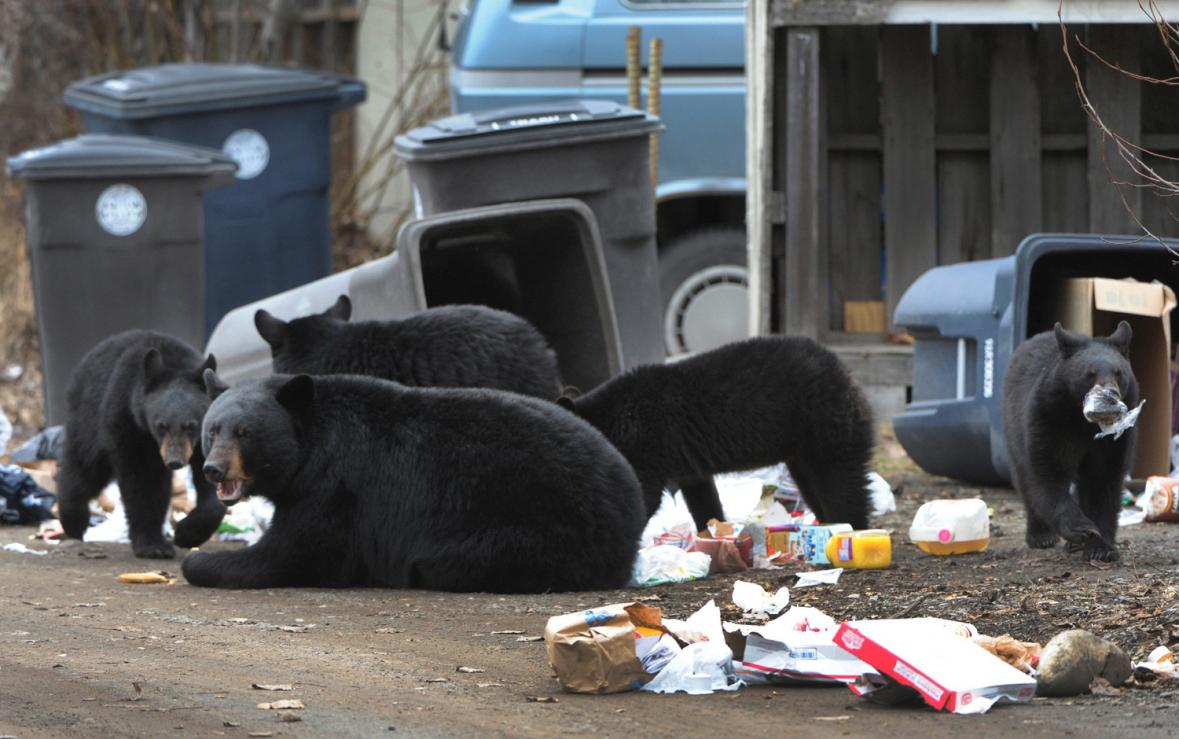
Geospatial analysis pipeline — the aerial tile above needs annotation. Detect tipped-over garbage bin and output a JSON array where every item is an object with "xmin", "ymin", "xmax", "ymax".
[
  {"xmin": 893, "ymin": 233, "xmax": 1179, "ymax": 485},
  {"xmin": 395, "ymin": 100, "xmax": 664, "ymax": 370},
  {"xmin": 64, "ymin": 63, "xmax": 366, "ymax": 335},
  {"xmin": 6, "ymin": 134, "xmax": 236, "ymax": 423}
]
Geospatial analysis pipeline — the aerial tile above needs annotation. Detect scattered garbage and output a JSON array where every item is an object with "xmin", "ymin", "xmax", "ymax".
[
  {"xmin": 731, "ymin": 606, "xmax": 875, "ymax": 686},
  {"xmin": 117, "ymin": 571, "xmax": 173, "ymax": 584},
  {"xmin": 3, "ymin": 542, "xmax": 49, "ymax": 556},
  {"xmin": 639, "ymin": 641, "xmax": 742, "ymax": 694},
  {"xmin": 1034, "ymin": 629, "xmax": 1131, "ymax": 697},
  {"xmin": 218, "ymin": 496, "xmax": 276, "ymax": 544},
  {"xmin": 731, "ymin": 580, "xmax": 790, "ymax": 615},
  {"xmin": 836, "ymin": 618, "xmax": 1036, "ymax": 714},
  {"xmin": 1134, "ymin": 646, "xmax": 1178, "ymax": 680},
  {"xmin": 0, "ymin": 407, "xmax": 12, "ymax": 453},
  {"xmin": 0, "ymin": 464, "xmax": 56, "ymax": 525},
  {"xmin": 252, "ymin": 684, "xmax": 293, "ymax": 691},
  {"xmin": 826, "ymin": 529, "xmax": 892, "ymax": 569},
  {"xmin": 1140, "ymin": 476, "xmax": 1179, "ymax": 522},
  {"xmin": 257, "ymin": 699, "xmax": 304, "ymax": 710},
  {"xmin": 794, "ymin": 568, "xmax": 843, "ymax": 588},
  {"xmin": 971, "ymin": 634, "xmax": 1041, "ymax": 674},
  {"xmin": 10, "ymin": 425, "xmax": 65, "ymax": 463},
  {"xmin": 866, "ymin": 472, "xmax": 897, "ymax": 516},
  {"xmin": 631, "ymin": 544, "xmax": 711, "ymax": 587},
  {"xmin": 908, "ymin": 498, "xmax": 990, "ymax": 555},
  {"xmin": 544, "ymin": 602, "xmax": 663, "ymax": 693}
]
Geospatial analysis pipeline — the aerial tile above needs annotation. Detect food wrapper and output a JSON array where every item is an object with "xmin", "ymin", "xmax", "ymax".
[
  {"xmin": 1083, "ymin": 387, "xmax": 1144, "ymax": 440},
  {"xmin": 1140, "ymin": 476, "xmax": 1179, "ymax": 522},
  {"xmin": 544, "ymin": 602, "xmax": 666, "ymax": 693},
  {"xmin": 971, "ymin": 634, "xmax": 1041, "ymax": 674}
]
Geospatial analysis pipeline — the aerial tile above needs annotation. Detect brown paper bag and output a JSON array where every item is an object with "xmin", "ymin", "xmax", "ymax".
[{"xmin": 544, "ymin": 603, "xmax": 659, "ymax": 693}]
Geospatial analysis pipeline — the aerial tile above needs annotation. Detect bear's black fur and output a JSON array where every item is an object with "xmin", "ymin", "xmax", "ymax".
[
  {"xmin": 56, "ymin": 331, "xmax": 224, "ymax": 558},
  {"xmin": 254, "ymin": 296, "xmax": 563, "ymax": 399},
  {"xmin": 558, "ymin": 336, "xmax": 876, "ymax": 530},
  {"xmin": 183, "ymin": 371, "xmax": 645, "ymax": 592},
  {"xmin": 1002, "ymin": 321, "xmax": 1137, "ymax": 562}
]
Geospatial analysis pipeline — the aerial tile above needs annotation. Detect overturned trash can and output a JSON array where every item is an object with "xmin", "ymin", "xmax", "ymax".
[
  {"xmin": 395, "ymin": 100, "xmax": 664, "ymax": 370},
  {"xmin": 64, "ymin": 63, "xmax": 366, "ymax": 335},
  {"xmin": 6, "ymin": 134, "xmax": 236, "ymax": 423},
  {"xmin": 893, "ymin": 233, "xmax": 1179, "ymax": 485}
]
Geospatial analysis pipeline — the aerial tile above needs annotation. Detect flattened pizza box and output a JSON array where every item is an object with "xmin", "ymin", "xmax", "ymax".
[
  {"xmin": 1052, "ymin": 277, "xmax": 1176, "ymax": 478},
  {"xmin": 834, "ymin": 619, "xmax": 1037, "ymax": 714}
]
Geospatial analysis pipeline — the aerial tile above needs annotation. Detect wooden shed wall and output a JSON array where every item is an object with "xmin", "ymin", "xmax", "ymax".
[{"xmin": 750, "ymin": 20, "xmax": 1179, "ymax": 340}]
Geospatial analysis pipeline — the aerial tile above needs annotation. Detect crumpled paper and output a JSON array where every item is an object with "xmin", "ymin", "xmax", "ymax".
[{"xmin": 731, "ymin": 580, "xmax": 790, "ymax": 615}]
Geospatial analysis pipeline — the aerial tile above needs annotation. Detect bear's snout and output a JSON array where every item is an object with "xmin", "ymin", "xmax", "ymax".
[
  {"xmin": 159, "ymin": 437, "xmax": 193, "ymax": 471},
  {"xmin": 203, "ymin": 461, "xmax": 225, "ymax": 483}
]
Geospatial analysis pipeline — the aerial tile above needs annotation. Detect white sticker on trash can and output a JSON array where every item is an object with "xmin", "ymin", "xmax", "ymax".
[
  {"xmin": 222, "ymin": 129, "xmax": 270, "ymax": 180},
  {"xmin": 95, "ymin": 184, "xmax": 147, "ymax": 236}
]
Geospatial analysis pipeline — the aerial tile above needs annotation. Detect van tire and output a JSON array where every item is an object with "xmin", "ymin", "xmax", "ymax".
[{"xmin": 659, "ymin": 226, "xmax": 750, "ymax": 356}]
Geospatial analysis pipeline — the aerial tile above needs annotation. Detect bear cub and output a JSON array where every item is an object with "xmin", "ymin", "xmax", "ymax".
[
  {"xmin": 56, "ymin": 331, "xmax": 224, "ymax": 558},
  {"xmin": 1003, "ymin": 321, "xmax": 1137, "ymax": 562},
  {"xmin": 558, "ymin": 336, "xmax": 876, "ymax": 530},
  {"xmin": 255, "ymin": 296, "xmax": 563, "ymax": 399},
  {"xmin": 184, "ymin": 371, "xmax": 645, "ymax": 592}
]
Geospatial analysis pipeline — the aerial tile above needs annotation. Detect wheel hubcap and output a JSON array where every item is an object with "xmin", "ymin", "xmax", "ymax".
[{"xmin": 664, "ymin": 265, "xmax": 750, "ymax": 355}]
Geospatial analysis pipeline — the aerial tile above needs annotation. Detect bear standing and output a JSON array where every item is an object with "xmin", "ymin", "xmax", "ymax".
[
  {"xmin": 184, "ymin": 371, "xmax": 645, "ymax": 592},
  {"xmin": 1003, "ymin": 321, "xmax": 1137, "ymax": 562},
  {"xmin": 558, "ymin": 336, "xmax": 876, "ymax": 530},
  {"xmin": 254, "ymin": 296, "xmax": 563, "ymax": 399},
  {"xmin": 56, "ymin": 331, "xmax": 224, "ymax": 558}
]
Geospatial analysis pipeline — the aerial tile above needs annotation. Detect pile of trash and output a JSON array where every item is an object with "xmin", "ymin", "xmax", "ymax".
[{"xmin": 545, "ymin": 580, "xmax": 1153, "ymax": 714}]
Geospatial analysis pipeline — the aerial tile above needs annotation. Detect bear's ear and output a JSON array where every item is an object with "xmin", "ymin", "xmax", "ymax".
[
  {"xmin": 254, "ymin": 309, "xmax": 288, "ymax": 347},
  {"xmin": 1107, "ymin": 320, "xmax": 1133, "ymax": 356},
  {"xmin": 324, "ymin": 295, "xmax": 352, "ymax": 322},
  {"xmin": 556, "ymin": 395, "xmax": 578, "ymax": 413},
  {"xmin": 197, "ymin": 353, "xmax": 217, "ymax": 376},
  {"xmin": 143, "ymin": 348, "xmax": 166, "ymax": 387},
  {"xmin": 1053, "ymin": 322, "xmax": 1087, "ymax": 357},
  {"xmin": 276, "ymin": 374, "xmax": 315, "ymax": 414},
  {"xmin": 203, "ymin": 368, "xmax": 230, "ymax": 400}
]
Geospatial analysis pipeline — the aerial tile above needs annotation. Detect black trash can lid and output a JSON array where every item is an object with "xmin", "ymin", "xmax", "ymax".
[
  {"xmin": 6, "ymin": 134, "xmax": 238, "ymax": 180},
  {"xmin": 64, "ymin": 63, "xmax": 364, "ymax": 119},
  {"xmin": 395, "ymin": 100, "xmax": 663, "ymax": 161}
]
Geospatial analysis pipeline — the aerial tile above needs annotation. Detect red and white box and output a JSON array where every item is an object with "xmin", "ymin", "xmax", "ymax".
[{"xmin": 834, "ymin": 619, "xmax": 1037, "ymax": 714}]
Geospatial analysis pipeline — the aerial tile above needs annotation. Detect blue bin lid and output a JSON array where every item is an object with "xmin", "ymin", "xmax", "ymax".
[
  {"xmin": 395, "ymin": 100, "xmax": 662, "ymax": 161},
  {"xmin": 6, "ymin": 134, "xmax": 238, "ymax": 180},
  {"xmin": 64, "ymin": 63, "xmax": 366, "ymax": 119}
]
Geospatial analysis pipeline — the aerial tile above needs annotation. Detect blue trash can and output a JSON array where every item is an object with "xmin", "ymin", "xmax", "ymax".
[
  {"xmin": 892, "ymin": 232, "xmax": 1179, "ymax": 485},
  {"xmin": 64, "ymin": 63, "xmax": 366, "ymax": 335}
]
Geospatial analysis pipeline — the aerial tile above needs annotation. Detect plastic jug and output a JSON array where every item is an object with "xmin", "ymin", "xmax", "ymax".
[
  {"xmin": 825, "ymin": 529, "xmax": 892, "ymax": 569},
  {"xmin": 908, "ymin": 498, "xmax": 990, "ymax": 555}
]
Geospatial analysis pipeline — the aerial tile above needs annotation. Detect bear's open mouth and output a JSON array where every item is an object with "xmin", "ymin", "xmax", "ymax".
[{"xmin": 217, "ymin": 479, "xmax": 249, "ymax": 504}]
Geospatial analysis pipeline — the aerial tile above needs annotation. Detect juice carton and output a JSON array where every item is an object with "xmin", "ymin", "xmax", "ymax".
[{"xmin": 825, "ymin": 529, "xmax": 892, "ymax": 569}]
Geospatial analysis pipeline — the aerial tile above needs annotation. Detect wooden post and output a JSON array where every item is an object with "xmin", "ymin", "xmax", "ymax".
[
  {"xmin": 647, "ymin": 37, "xmax": 663, "ymax": 189},
  {"xmin": 747, "ymin": 0, "xmax": 774, "ymax": 337},
  {"xmin": 783, "ymin": 27, "xmax": 823, "ymax": 339},
  {"xmin": 1086, "ymin": 24, "xmax": 1143, "ymax": 234},
  {"xmin": 626, "ymin": 26, "xmax": 642, "ymax": 110},
  {"xmin": 990, "ymin": 26, "xmax": 1042, "ymax": 257},
  {"xmin": 881, "ymin": 25, "xmax": 937, "ymax": 331}
]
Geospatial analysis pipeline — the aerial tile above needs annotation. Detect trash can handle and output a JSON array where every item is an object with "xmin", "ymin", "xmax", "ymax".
[{"xmin": 333, "ymin": 79, "xmax": 367, "ymax": 112}]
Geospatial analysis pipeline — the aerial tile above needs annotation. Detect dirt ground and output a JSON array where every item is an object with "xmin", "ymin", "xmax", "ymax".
[{"xmin": 2, "ymin": 458, "xmax": 1178, "ymax": 738}]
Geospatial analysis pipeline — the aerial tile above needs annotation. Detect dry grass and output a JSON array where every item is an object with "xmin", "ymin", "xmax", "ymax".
[{"xmin": 0, "ymin": 178, "xmax": 44, "ymax": 442}]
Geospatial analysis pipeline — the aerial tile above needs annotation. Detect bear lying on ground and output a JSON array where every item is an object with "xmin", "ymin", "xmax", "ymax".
[
  {"xmin": 1003, "ymin": 321, "xmax": 1137, "ymax": 562},
  {"xmin": 254, "ymin": 296, "xmax": 563, "ymax": 399},
  {"xmin": 56, "ymin": 331, "xmax": 224, "ymax": 558},
  {"xmin": 558, "ymin": 336, "xmax": 876, "ymax": 530},
  {"xmin": 183, "ymin": 371, "xmax": 644, "ymax": 591}
]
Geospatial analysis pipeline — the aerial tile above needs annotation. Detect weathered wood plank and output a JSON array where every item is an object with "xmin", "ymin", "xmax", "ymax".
[
  {"xmin": 938, "ymin": 154, "xmax": 991, "ymax": 265},
  {"xmin": 990, "ymin": 25, "xmax": 1042, "ymax": 257},
  {"xmin": 783, "ymin": 27, "xmax": 823, "ymax": 339},
  {"xmin": 881, "ymin": 25, "xmax": 936, "ymax": 330},
  {"xmin": 1086, "ymin": 24, "xmax": 1143, "ymax": 234},
  {"xmin": 746, "ymin": 0, "xmax": 775, "ymax": 336},
  {"xmin": 1041, "ymin": 152, "xmax": 1090, "ymax": 233}
]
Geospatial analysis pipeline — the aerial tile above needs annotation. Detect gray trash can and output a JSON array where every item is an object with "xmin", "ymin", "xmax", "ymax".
[
  {"xmin": 892, "ymin": 232, "xmax": 1179, "ymax": 485},
  {"xmin": 6, "ymin": 134, "xmax": 236, "ymax": 423},
  {"xmin": 63, "ymin": 63, "xmax": 367, "ymax": 335},
  {"xmin": 395, "ymin": 100, "xmax": 664, "ymax": 370}
]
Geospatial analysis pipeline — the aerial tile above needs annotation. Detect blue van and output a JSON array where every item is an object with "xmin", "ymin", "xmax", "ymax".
[{"xmin": 449, "ymin": 0, "xmax": 748, "ymax": 355}]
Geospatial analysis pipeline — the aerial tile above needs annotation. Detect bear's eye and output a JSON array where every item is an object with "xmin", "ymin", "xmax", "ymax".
[
  {"xmin": 1086, "ymin": 370, "xmax": 1096, "ymax": 379},
  {"xmin": 156, "ymin": 422, "xmax": 167, "ymax": 434},
  {"xmin": 236, "ymin": 426, "xmax": 250, "ymax": 438},
  {"xmin": 1115, "ymin": 368, "xmax": 1123, "ymax": 378},
  {"xmin": 184, "ymin": 421, "xmax": 197, "ymax": 432}
]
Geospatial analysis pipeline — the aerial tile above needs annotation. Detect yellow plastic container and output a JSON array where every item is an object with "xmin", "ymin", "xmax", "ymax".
[
  {"xmin": 825, "ymin": 529, "xmax": 892, "ymax": 569},
  {"xmin": 908, "ymin": 498, "xmax": 990, "ymax": 555}
]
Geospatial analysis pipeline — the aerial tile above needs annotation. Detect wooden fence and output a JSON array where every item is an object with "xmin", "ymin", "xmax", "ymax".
[{"xmin": 748, "ymin": 1, "xmax": 1179, "ymax": 348}]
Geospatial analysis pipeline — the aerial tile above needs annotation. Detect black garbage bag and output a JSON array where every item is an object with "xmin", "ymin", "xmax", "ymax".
[
  {"xmin": 0, "ymin": 464, "xmax": 56, "ymax": 524},
  {"xmin": 10, "ymin": 425, "xmax": 65, "ymax": 463}
]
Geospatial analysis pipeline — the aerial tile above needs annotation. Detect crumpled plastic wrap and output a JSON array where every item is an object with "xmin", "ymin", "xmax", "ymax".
[{"xmin": 1083, "ymin": 387, "xmax": 1144, "ymax": 440}]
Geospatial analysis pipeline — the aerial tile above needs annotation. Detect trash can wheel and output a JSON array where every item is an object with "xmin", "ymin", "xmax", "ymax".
[{"xmin": 660, "ymin": 226, "xmax": 750, "ymax": 356}]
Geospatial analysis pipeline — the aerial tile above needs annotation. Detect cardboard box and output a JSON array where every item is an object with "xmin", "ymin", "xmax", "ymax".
[
  {"xmin": 834, "ymin": 619, "xmax": 1036, "ymax": 714},
  {"xmin": 844, "ymin": 301, "xmax": 886, "ymax": 333},
  {"xmin": 1053, "ymin": 277, "xmax": 1176, "ymax": 478}
]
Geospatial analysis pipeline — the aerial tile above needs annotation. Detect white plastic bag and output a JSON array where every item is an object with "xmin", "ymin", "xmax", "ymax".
[
  {"xmin": 630, "ymin": 544, "xmax": 711, "ymax": 587},
  {"xmin": 731, "ymin": 580, "xmax": 790, "ymax": 615},
  {"xmin": 640, "ymin": 641, "xmax": 743, "ymax": 694}
]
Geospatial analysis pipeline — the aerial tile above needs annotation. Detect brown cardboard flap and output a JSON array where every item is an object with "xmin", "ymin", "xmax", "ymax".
[
  {"xmin": 1053, "ymin": 278, "xmax": 1175, "ymax": 478},
  {"xmin": 543, "ymin": 603, "xmax": 653, "ymax": 694}
]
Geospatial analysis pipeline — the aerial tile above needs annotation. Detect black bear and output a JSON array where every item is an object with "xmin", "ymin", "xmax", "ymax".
[
  {"xmin": 254, "ymin": 296, "xmax": 563, "ymax": 399},
  {"xmin": 557, "ymin": 336, "xmax": 876, "ymax": 530},
  {"xmin": 183, "ymin": 371, "xmax": 645, "ymax": 592},
  {"xmin": 1002, "ymin": 321, "xmax": 1137, "ymax": 562},
  {"xmin": 56, "ymin": 331, "xmax": 224, "ymax": 558}
]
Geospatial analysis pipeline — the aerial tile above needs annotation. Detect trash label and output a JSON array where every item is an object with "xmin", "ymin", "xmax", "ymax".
[
  {"xmin": 223, "ymin": 129, "xmax": 270, "ymax": 179},
  {"xmin": 95, "ymin": 183, "xmax": 146, "ymax": 236}
]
